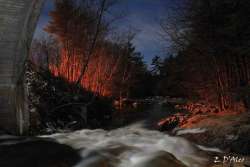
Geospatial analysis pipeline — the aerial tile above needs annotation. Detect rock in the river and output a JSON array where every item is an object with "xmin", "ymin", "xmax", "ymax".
[
  {"xmin": 136, "ymin": 151, "xmax": 187, "ymax": 167},
  {"xmin": 158, "ymin": 116, "xmax": 179, "ymax": 131},
  {"xmin": 231, "ymin": 137, "xmax": 250, "ymax": 155},
  {"xmin": 0, "ymin": 138, "xmax": 81, "ymax": 167}
]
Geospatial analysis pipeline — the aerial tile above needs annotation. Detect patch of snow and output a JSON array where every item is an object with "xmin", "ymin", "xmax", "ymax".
[
  {"xmin": 176, "ymin": 128, "xmax": 207, "ymax": 135},
  {"xmin": 197, "ymin": 145, "xmax": 222, "ymax": 153},
  {"xmin": 0, "ymin": 135, "xmax": 19, "ymax": 140},
  {"xmin": 225, "ymin": 134, "xmax": 238, "ymax": 140}
]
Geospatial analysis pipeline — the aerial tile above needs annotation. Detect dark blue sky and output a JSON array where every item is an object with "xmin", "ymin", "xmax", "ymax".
[{"xmin": 34, "ymin": 0, "xmax": 171, "ymax": 64}]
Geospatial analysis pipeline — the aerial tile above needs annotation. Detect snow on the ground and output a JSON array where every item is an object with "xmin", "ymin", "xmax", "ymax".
[{"xmin": 175, "ymin": 128, "xmax": 207, "ymax": 136}]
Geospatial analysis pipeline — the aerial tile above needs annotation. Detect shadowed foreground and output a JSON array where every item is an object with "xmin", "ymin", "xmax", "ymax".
[{"xmin": 0, "ymin": 136, "xmax": 81, "ymax": 167}]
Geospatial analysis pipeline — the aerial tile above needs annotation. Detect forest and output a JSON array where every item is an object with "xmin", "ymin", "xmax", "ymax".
[{"xmin": 27, "ymin": 0, "xmax": 250, "ymax": 133}]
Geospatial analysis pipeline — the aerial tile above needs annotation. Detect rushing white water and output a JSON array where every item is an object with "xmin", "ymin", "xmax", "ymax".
[{"xmin": 43, "ymin": 122, "xmax": 216, "ymax": 167}]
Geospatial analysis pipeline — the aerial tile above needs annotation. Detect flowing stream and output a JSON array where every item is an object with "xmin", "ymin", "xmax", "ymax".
[{"xmin": 43, "ymin": 122, "xmax": 219, "ymax": 167}]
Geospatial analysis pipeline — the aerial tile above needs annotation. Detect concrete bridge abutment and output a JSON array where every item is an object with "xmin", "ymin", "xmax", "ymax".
[{"xmin": 0, "ymin": 0, "xmax": 44, "ymax": 135}]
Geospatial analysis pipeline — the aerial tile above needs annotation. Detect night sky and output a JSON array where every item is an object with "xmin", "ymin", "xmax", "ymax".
[{"xmin": 34, "ymin": 0, "xmax": 171, "ymax": 64}]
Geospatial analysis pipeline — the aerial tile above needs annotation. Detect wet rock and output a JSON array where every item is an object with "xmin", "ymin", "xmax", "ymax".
[
  {"xmin": 0, "ymin": 138, "xmax": 81, "ymax": 167},
  {"xmin": 77, "ymin": 155, "xmax": 113, "ymax": 167},
  {"xmin": 102, "ymin": 144, "xmax": 135, "ymax": 156},
  {"xmin": 231, "ymin": 137, "xmax": 250, "ymax": 155},
  {"xmin": 88, "ymin": 159, "xmax": 111, "ymax": 167},
  {"xmin": 138, "ymin": 151, "xmax": 187, "ymax": 167},
  {"xmin": 159, "ymin": 117, "xmax": 179, "ymax": 131}
]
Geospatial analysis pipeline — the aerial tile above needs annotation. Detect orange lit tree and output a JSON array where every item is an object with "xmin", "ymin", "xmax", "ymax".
[{"xmin": 41, "ymin": 0, "xmax": 148, "ymax": 99}]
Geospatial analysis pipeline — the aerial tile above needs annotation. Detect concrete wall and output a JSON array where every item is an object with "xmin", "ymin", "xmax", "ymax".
[{"xmin": 0, "ymin": 0, "xmax": 44, "ymax": 134}]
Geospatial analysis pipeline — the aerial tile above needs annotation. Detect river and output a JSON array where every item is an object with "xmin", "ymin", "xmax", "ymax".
[{"xmin": 43, "ymin": 121, "xmax": 219, "ymax": 167}]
